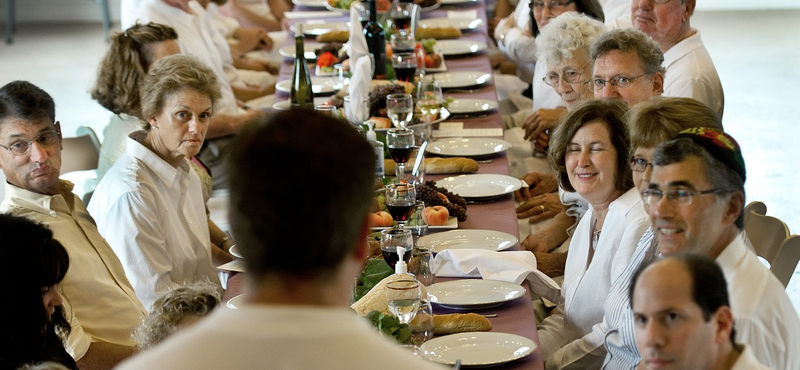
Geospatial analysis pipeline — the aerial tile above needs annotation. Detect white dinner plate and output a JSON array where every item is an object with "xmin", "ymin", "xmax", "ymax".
[
  {"xmin": 446, "ymin": 98, "xmax": 499, "ymax": 115},
  {"xmin": 419, "ymin": 17, "xmax": 483, "ymax": 32},
  {"xmin": 272, "ymin": 97, "xmax": 330, "ymax": 110},
  {"xmin": 275, "ymin": 76, "xmax": 343, "ymax": 95},
  {"xmin": 420, "ymin": 332, "xmax": 537, "ymax": 366},
  {"xmin": 427, "ymin": 138, "xmax": 511, "ymax": 157},
  {"xmin": 290, "ymin": 21, "xmax": 349, "ymax": 36},
  {"xmin": 427, "ymin": 279, "xmax": 526, "ymax": 308},
  {"xmin": 226, "ymin": 294, "xmax": 244, "ymax": 309},
  {"xmin": 278, "ymin": 42, "xmax": 324, "ymax": 59},
  {"xmin": 325, "ymin": 0, "xmax": 440, "ymax": 13},
  {"xmin": 370, "ymin": 216, "xmax": 457, "ymax": 231},
  {"xmin": 437, "ymin": 174, "xmax": 524, "ymax": 199},
  {"xmin": 292, "ymin": 0, "xmax": 328, "ymax": 8},
  {"xmin": 440, "ymin": 0, "xmax": 479, "ymax": 5},
  {"xmin": 433, "ymin": 39, "xmax": 488, "ymax": 56},
  {"xmin": 229, "ymin": 245, "xmax": 242, "ymax": 258},
  {"xmin": 422, "ymin": 71, "xmax": 491, "ymax": 89},
  {"xmin": 416, "ymin": 229, "xmax": 517, "ymax": 253}
]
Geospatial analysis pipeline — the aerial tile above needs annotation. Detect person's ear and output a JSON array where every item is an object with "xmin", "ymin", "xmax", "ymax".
[
  {"xmin": 722, "ymin": 190, "xmax": 745, "ymax": 227},
  {"xmin": 712, "ymin": 306, "xmax": 735, "ymax": 344},
  {"xmin": 55, "ymin": 121, "xmax": 63, "ymax": 151},
  {"xmin": 653, "ymin": 73, "xmax": 665, "ymax": 95},
  {"xmin": 684, "ymin": 0, "xmax": 696, "ymax": 19}
]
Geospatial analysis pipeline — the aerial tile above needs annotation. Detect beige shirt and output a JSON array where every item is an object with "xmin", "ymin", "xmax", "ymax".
[{"xmin": 1, "ymin": 181, "xmax": 146, "ymax": 359}]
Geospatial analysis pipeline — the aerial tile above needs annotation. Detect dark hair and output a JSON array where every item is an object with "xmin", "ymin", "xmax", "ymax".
[
  {"xmin": 629, "ymin": 253, "xmax": 736, "ymax": 344},
  {"xmin": 0, "ymin": 81, "xmax": 56, "ymax": 126},
  {"xmin": 91, "ymin": 22, "xmax": 179, "ymax": 117},
  {"xmin": 0, "ymin": 214, "xmax": 77, "ymax": 370},
  {"xmin": 652, "ymin": 138, "xmax": 745, "ymax": 229},
  {"xmin": 529, "ymin": 0, "xmax": 605, "ymax": 37},
  {"xmin": 627, "ymin": 96, "xmax": 723, "ymax": 153},
  {"xmin": 226, "ymin": 109, "xmax": 375, "ymax": 280},
  {"xmin": 548, "ymin": 99, "xmax": 633, "ymax": 193}
]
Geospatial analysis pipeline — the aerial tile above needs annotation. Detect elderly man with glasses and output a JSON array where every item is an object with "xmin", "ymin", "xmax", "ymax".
[
  {"xmin": 601, "ymin": 127, "xmax": 800, "ymax": 370},
  {"xmin": 0, "ymin": 81, "xmax": 147, "ymax": 369},
  {"xmin": 632, "ymin": 0, "xmax": 724, "ymax": 118}
]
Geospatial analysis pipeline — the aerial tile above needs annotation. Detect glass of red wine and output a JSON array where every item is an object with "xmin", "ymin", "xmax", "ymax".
[
  {"xmin": 386, "ymin": 128, "xmax": 415, "ymax": 182},
  {"xmin": 385, "ymin": 183, "xmax": 417, "ymax": 230},
  {"xmin": 380, "ymin": 228, "xmax": 413, "ymax": 270},
  {"xmin": 391, "ymin": 53, "xmax": 418, "ymax": 83},
  {"xmin": 390, "ymin": 3, "xmax": 416, "ymax": 34}
]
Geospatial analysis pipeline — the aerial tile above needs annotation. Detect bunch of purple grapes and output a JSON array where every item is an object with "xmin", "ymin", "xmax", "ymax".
[
  {"xmin": 416, "ymin": 181, "xmax": 468, "ymax": 222},
  {"xmin": 369, "ymin": 84, "xmax": 407, "ymax": 117}
]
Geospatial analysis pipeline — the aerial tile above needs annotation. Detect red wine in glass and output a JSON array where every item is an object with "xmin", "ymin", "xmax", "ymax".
[
  {"xmin": 394, "ymin": 66, "xmax": 417, "ymax": 82},
  {"xmin": 394, "ymin": 16, "xmax": 412, "ymax": 30},
  {"xmin": 388, "ymin": 145, "xmax": 414, "ymax": 163},
  {"xmin": 381, "ymin": 244, "xmax": 413, "ymax": 269},
  {"xmin": 387, "ymin": 200, "xmax": 415, "ymax": 222}
]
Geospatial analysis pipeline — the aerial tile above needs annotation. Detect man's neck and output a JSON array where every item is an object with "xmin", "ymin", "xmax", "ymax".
[
  {"xmin": 707, "ymin": 226, "xmax": 739, "ymax": 260},
  {"xmin": 660, "ymin": 25, "xmax": 696, "ymax": 53},
  {"xmin": 244, "ymin": 271, "xmax": 353, "ymax": 307},
  {"xmin": 714, "ymin": 343, "xmax": 741, "ymax": 370},
  {"xmin": 162, "ymin": 0, "xmax": 191, "ymax": 13}
]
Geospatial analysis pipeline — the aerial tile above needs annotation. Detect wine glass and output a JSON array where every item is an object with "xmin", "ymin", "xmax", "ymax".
[
  {"xmin": 416, "ymin": 79, "xmax": 443, "ymax": 124},
  {"xmin": 390, "ymin": 33, "xmax": 416, "ymax": 53},
  {"xmin": 380, "ymin": 228, "xmax": 413, "ymax": 270},
  {"xmin": 391, "ymin": 53, "xmax": 418, "ymax": 83},
  {"xmin": 409, "ymin": 299, "xmax": 434, "ymax": 345},
  {"xmin": 406, "ymin": 201, "xmax": 429, "ymax": 243},
  {"xmin": 384, "ymin": 183, "xmax": 416, "ymax": 229},
  {"xmin": 343, "ymin": 95, "xmax": 369, "ymax": 125},
  {"xmin": 386, "ymin": 128, "xmax": 415, "ymax": 181},
  {"xmin": 314, "ymin": 105, "xmax": 337, "ymax": 117},
  {"xmin": 386, "ymin": 279, "xmax": 421, "ymax": 324},
  {"xmin": 386, "ymin": 93, "xmax": 414, "ymax": 128},
  {"xmin": 390, "ymin": 2, "xmax": 416, "ymax": 34}
]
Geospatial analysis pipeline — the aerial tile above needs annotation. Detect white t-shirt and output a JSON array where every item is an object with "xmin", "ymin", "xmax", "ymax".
[{"xmin": 662, "ymin": 30, "xmax": 725, "ymax": 119}]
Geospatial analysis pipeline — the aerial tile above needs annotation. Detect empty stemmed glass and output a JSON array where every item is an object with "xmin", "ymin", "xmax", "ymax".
[
  {"xmin": 386, "ymin": 128, "xmax": 415, "ymax": 181},
  {"xmin": 386, "ymin": 94, "xmax": 414, "ymax": 128},
  {"xmin": 386, "ymin": 279, "xmax": 422, "ymax": 324},
  {"xmin": 416, "ymin": 79, "xmax": 443, "ymax": 124},
  {"xmin": 385, "ymin": 183, "xmax": 416, "ymax": 229}
]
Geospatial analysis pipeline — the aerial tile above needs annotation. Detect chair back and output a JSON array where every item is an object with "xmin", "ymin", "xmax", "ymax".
[
  {"xmin": 743, "ymin": 201, "xmax": 790, "ymax": 265},
  {"xmin": 771, "ymin": 235, "xmax": 800, "ymax": 288},
  {"xmin": 61, "ymin": 127, "xmax": 101, "ymax": 174}
]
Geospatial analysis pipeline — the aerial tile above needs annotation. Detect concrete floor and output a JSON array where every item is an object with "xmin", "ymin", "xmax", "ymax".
[{"xmin": 0, "ymin": 9, "xmax": 799, "ymax": 309}]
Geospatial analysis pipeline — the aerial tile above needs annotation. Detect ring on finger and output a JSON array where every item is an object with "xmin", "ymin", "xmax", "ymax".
[{"xmin": 539, "ymin": 205, "xmax": 545, "ymax": 213}]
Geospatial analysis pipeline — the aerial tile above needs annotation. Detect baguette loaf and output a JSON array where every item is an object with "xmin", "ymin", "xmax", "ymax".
[
  {"xmin": 384, "ymin": 157, "xmax": 479, "ymax": 175},
  {"xmin": 431, "ymin": 313, "xmax": 492, "ymax": 334},
  {"xmin": 416, "ymin": 26, "xmax": 462, "ymax": 40},
  {"xmin": 316, "ymin": 30, "xmax": 349, "ymax": 43}
]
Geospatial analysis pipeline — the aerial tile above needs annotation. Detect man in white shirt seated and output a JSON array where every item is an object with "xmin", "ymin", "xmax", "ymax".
[
  {"xmin": 630, "ymin": 253, "xmax": 771, "ymax": 370},
  {"xmin": 115, "ymin": 109, "xmax": 448, "ymax": 370},
  {"xmin": 0, "ymin": 81, "xmax": 147, "ymax": 369},
  {"xmin": 606, "ymin": 127, "xmax": 800, "ymax": 369},
  {"xmin": 631, "ymin": 0, "xmax": 724, "ymax": 118}
]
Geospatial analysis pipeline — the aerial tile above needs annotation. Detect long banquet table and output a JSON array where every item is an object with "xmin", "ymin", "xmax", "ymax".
[{"xmin": 223, "ymin": 2, "xmax": 546, "ymax": 369}]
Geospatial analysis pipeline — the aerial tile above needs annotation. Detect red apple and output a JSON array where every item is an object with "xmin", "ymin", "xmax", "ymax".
[
  {"xmin": 369, "ymin": 211, "xmax": 394, "ymax": 227},
  {"xmin": 422, "ymin": 206, "xmax": 449, "ymax": 226}
]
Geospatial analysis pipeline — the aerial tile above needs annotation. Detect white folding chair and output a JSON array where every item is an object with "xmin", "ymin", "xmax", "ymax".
[
  {"xmin": 60, "ymin": 126, "xmax": 101, "ymax": 204},
  {"xmin": 771, "ymin": 235, "xmax": 800, "ymax": 288},
  {"xmin": 743, "ymin": 201, "xmax": 799, "ymax": 287}
]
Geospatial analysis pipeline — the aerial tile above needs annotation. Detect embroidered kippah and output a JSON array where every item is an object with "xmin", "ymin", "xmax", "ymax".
[{"xmin": 674, "ymin": 127, "xmax": 746, "ymax": 183}]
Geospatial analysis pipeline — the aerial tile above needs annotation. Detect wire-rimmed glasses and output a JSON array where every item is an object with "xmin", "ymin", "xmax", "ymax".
[
  {"xmin": 542, "ymin": 63, "xmax": 590, "ymax": 87},
  {"xmin": 640, "ymin": 188, "xmax": 722, "ymax": 207},
  {"xmin": 630, "ymin": 157, "xmax": 653, "ymax": 172},
  {"xmin": 0, "ymin": 129, "xmax": 60, "ymax": 156},
  {"xmin": 588, "ymin": 73, "xmax": 652, "ymax": 91}
]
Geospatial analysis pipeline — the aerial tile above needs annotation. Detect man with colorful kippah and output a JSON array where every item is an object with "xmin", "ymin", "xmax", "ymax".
[{"xmin": 602, "ymin": 128, "xmax": 800, "ymax": 369}]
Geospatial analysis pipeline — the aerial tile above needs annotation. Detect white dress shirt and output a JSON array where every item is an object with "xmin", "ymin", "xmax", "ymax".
[
  {"xmin": 538, "ymin": 188, "xmax": 650, "ymax": 370},
  {"xmin": 1, "ymin": 181, "xmax": 146, "ymax": 359},
  {"xmin": 88, "ymin": 132, "xmax": 220, "ymax": 311},
  {"xmin": 662, "ymin": 30, "xmax": 725, "ymax": 119}
]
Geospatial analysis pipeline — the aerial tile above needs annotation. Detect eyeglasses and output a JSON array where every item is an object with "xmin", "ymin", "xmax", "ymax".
[
  {"xmin": 531, "ymin": 0, "xmax": 575, "ymax": 9},
  {"xmin": 543, "ymin": 63, "xmax": 590, "ymax": 87},
  {"xmin": 588, "ymin": 73, "xmax": 651, "ymax": 91},
  {"xmin": 640, "ymin": 188, "xmax": 721, "ymax": 206},
  {"xmin": 0, "ymin": 130, "xmax": 61, "ymax": 156},
  {"xmin": 630, "ymin": 157, "xmax": 653, "ymax": 172}
]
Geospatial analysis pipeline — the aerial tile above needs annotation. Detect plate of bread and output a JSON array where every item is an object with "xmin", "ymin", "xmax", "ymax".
[{"xmin": 426, "ymin": 279, "xmax": 526, "ymax": 308}]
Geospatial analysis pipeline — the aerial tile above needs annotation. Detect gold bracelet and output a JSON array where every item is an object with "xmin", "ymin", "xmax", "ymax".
[{"xmin": 219, "ymin": 236, "xmax": 230, "ymax": 246}]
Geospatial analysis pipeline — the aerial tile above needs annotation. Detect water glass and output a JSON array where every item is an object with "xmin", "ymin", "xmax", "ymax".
[
  {"xmin": 410, "ymin": 246, "xmax": 435, "ymax": 286},
  {"xmin": 405, "ymin": 201, "xmax": 429, "ymax": 243},
  {"xmin": 410, "ymin": 299, "xmax": 435, "ymax": 345},
  {"xmin": 416, "ymin": 79, "xmax": 443, "ymax": 124},
  {"xmin": 386, "ymin": 279, "xmax": 422, "ymax": 324},
  {"xmin": 343, "ymin": 95, "xmax": 369, "ymax": 125},
  {"xmin": 386, "ymin": 93, "xmax": 414, "ymax": 128},
  {"xmin": 314, "ymin": 105, "xmax": 338, "ymax": 117},
  {"xmin": 390, "ymin": 33, "xmax": 416, "ymax": 53}
]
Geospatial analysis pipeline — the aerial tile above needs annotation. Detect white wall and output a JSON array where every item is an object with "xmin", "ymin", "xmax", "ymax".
[{"xmin": 0, "ymin": 0, "xmax": 798, "ymax": 24}]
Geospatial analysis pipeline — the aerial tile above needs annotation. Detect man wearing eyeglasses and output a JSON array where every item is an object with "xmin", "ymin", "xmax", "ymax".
[
  {"xmin": 632, "ymin": 0, "xmax": 724, "ymax": 118},
  {"xmin": 604, "ymin": 127, "xmax": 800, "ymax": 369},
  {"xmin": 590, "ymin": 28, "xmax": 665, "ymax": 107},
  {"xmin": 0, "ymin": 81, "xmax": 146, "ymax": 369}
]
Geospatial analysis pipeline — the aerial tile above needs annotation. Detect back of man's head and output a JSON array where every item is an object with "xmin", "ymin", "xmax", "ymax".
[
  {"xmin": 226, "ymin": 109, "xmax": 375, "ymax": 280},
  {"xmin": 0, "ymin": 81, "xmax": 55, "ymax": 125}
]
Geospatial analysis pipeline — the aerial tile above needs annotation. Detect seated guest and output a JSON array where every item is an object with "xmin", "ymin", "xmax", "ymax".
[
  {"xmin": 89, "ymin": 55, "xmax": 225, "ymax": 311},
  {"xmin": 133, "ymin": 280, "xmax": 220, "ymax": 350},
  {"xmin": 606, "ymin": 127, "xmax": 800, "ymax": 369},
  {"xmin": 535, "ymin": 99, "xmax": 650, "ymax": 369},
  {"xmin": 0, "ymin": 215, "xmax": 77, "ymax": 370},
  {"xmin": 91, "ymin": 23, "xmax": 238, "ymax": 255},
  {"xmin": 590, "ymin": 28, "xmax": 664, "ymax": 107},
  {"xmin": 217, "ymin": 0, "xmax": 289, "ymax": 31},
  {"xmin": 630, "ymin": 254, "xmax": 770, "ymax": 370},
  {"xmin": 0, "ymin": 81, "xmax": 146, "ymax": 369},
  {"xmin": 115, "ymin": 109, "xmax": 447, "ymax": 369},
  {"xmin": 632, "ymin": 0, "xmax": 724, "ymax": 118}
]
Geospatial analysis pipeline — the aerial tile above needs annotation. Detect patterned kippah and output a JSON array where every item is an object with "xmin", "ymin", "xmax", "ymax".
[{"xmin": 674, "ymin": 127, "xmax": 746, "ymax": 183}]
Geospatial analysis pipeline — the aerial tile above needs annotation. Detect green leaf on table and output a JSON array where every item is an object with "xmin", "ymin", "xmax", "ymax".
[
  {"xmin": 365, "ymin": 310, "xmax": 412, "ymax": 344},
  {"xmin": 354, "ymin": 259, "xmax": 393, "ymax": 301}
]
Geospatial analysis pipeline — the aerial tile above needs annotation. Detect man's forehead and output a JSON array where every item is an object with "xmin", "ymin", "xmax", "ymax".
[
  {"xmin": 649, "ymin": 157, "xmax": 708, "ymax": 188},
  {"xmin": 0, "ymin": 117, "xmax": 56, "ymax": 137},
  {"xmin": 594, "ymin": 50, "xmax": 645, "ymax": 75}
]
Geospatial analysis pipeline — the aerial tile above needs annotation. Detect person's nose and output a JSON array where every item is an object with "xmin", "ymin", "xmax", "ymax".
[
  {"xmin": 634, "ymin": 0, "xmax": 654, "ymax": 11},
  {"xmin": 188, "ymin": 118, "xmax": 200, "ymax": 134},
  {"xmin": 596, "ymin": 83, "xmax": 620, "ymax": 100},
  {"xmin": 577, "ymin": 149, "xmax": 592, "ymax": 167},
  {"xmin": 642, "ymin": 320, "xmax": 666, "ymax": 348},
  {"xmin": 29, "ymin": 141, "xmax": 49, "ymax": 162},
  {"xmin": 557, "ymin": 77, "xmax": 574, "ymax": 93},
  {"xmin": 651, "ymin": 192, "xmax": 675, "ymax": 219}
]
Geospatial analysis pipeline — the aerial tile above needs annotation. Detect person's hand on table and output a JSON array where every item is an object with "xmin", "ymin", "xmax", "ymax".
[
  {"xmin": 533, "ymin": 251, "xmax": 568, "ymax": 278},
  {"xmin": 516, "ymin": 193, "xmax": 564, "ymax": 223},
  {"xmin": 514, "ymin": 172, "xmax": 558, "ymax": 201},
  {"xmin": 523, "ymin": 107, "xmax": 566, "ymax": 149},
  {"xmin": 521, "ymin": 212, "xmax": 573, "ymax": 253},
  {"xmin": 234, "ymin": 27, "xmax": 273, "ymax": 51}
]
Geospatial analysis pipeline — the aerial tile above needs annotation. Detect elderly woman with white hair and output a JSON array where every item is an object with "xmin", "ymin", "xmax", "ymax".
[{"xmin": 516, "ymin": 12, "xmax": 606, "ymax": 256}]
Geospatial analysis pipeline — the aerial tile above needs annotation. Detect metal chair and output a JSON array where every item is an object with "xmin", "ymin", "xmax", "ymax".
[
  {"xmin": 743, "ymin": 201, "xmax": 799, "ymax": 287},
  {"xmin": 4, "ymin": 0, "xmax": 112, "ymax": 44}
]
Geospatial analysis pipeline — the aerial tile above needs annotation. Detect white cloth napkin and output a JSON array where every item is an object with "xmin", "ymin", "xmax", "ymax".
[
  {"xmin": 347, "ymin": 55, "xmax": 373, "ymax": 120},
  {"xmin": 348, "ymin": 3, "xmax": 369, "ymax": 66},
  {"xmin": 432, "ymin": 249, "xmax": 562, "ymax": 304},
  {"xmin": 283, "ymin": 10, "xmax": 342, "ymax": 19}
]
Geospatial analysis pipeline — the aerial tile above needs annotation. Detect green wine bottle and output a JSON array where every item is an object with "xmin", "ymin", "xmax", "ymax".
[{"xmin": 290, "ymin": 25, "xmax": 314, "ymax": 109}]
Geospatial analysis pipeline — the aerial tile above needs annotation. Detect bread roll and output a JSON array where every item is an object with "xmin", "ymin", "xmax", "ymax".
[
  {"xmin": 431, "ymin": 313, "xmax": 492, "ymax": 334},
  {"xmin": 350, "ymin": 274, "xmax": 428, "ymax": 316},
  {"xmin": 384, "ymin": 157, "xmax": 479, "ymax": 175},
  {"xmin": 416, "ymin": 26, "xmax": 462, "ymax": 40},
  {"xmin": 316, "ymin": 30, "xmax": 349, "ymax": 43}
]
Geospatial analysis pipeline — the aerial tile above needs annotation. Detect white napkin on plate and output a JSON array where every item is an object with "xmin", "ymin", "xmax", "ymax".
[
  {"xmin": 348, "ymin": 3, "xmax": 369, "ymax": 66},
  {"xmin": 432, "ymin": 249, "xmax": 562, "ymax": 303},
  {"xmin": 346, "ymin": 55, "xmax": 373, "ymax": 120}
]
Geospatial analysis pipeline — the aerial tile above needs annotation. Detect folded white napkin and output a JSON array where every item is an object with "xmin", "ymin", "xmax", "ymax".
[
  {"xmin": 348, "ymin": 3, "xmax": 369, "ymax": 66},
  {"xmin": 447, "ymin": 9, "xmax": 478, "ymax": 19},
  {"xmin": 283, "ymin": 10, "xmax": 342, "ymax": 19},
  {"xmin": 347, "ymin": 55, "xmax": 373, "ymax": 120},
  {"xmin": 433, "ymin": 249, "xmax": 562, "ymax": 304}
]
